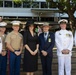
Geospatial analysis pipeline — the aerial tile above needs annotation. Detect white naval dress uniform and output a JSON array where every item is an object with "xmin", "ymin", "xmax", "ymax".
[
  {"xmin": 0, "ymin": 37, "xmax": 2, "ymax": 53},
  {"xmin": 74, "ymin": 30, "xmax": 76, "ymax": 46},
  {"xmin": 55, "ymin": 29, "xmax": 73, "ymax": 75}
]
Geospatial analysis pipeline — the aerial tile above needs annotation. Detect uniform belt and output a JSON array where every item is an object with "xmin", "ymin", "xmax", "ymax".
[{"xmin": 14, "ymin": 50, "xmax": 20, "ymax": 52}]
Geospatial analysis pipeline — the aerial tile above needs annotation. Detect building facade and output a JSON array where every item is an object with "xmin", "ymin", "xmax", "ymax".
[{"xmin": 0, "ymin": 0, "xmax": 74, "ymax": 22}]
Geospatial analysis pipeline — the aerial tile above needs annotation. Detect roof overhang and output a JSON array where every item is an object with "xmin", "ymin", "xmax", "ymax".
[{"xmin": 31, "ymin": 8, "xmax": 60, "ymax": 13}]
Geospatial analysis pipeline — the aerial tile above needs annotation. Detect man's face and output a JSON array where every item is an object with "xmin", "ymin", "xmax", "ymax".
[
  {"xmin": 0, "ymin": 17, "xmax": 2, "ymax": 22},
  {"xmin": 60, "ymin": 23, "xmax": 67, "ymax": 29},
  {"xmin": 0, "ymin": 27, "xmax": 6, "ymax": 33},
  {"xmin": 43, "ymin": 25, "xmax": 50, "ymax": 32},
  {"xmin": 12, "ymin": 25, "xmax": 20, "ymax": 31}
]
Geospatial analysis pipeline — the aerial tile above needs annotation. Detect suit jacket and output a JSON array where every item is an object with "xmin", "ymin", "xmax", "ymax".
[{"xmin": 39, "ymin": 32, "xmax": 55, "ymax": 56}]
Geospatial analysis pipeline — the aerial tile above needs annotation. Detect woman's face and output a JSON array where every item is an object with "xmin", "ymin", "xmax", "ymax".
[
  {"xmin": 60, "ymin": 23, "xmax": 67, "ymax": 30},
  {"xmin": 29, "ymin": 24, "xmax": 34, "ymax": 31}
]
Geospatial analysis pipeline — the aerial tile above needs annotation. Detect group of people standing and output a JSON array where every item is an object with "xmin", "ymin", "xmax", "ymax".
[{"xmin": 0, "ymin": 16, "xmax": 74, "ymax": 75}]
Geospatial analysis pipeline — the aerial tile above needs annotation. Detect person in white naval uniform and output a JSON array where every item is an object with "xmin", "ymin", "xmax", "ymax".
[
  {"xmin": 74, "ymin": 30, "xmax": 76, "ymax": 46},
  {"xmin": 55, "ymin": 19, "xmax": 73, "ymax": 75}
]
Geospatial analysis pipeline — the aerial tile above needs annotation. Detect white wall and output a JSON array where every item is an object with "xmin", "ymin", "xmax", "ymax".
[
  {"xmin": 0, "ymin": 7, "xmax": 76, "ymax": 18},
  {"xmin": 0, "ymin": 8, "xmax": 56, "ymax": 17}
]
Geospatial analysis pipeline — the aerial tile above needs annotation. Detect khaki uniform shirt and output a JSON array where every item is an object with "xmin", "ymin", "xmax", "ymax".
[
  {"xmin": 0, "ymin": 33, "xmax": 6, "ymax": 50},
  {"xmin": 5, "ymin": 31, "xmax": 23, "ymax": 50}
]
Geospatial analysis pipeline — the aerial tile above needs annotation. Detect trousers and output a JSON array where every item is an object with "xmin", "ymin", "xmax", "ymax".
[
  {"xmin": 0, "ymin": 54, "xmax": 7, "ymax": 75},
  {"xmin": 58, "ymin": 56, "xmax": 71, "ymax": 75},
  {"xmin": 9, "ymin": 51, "xmax": 21, "ymax": 75}
]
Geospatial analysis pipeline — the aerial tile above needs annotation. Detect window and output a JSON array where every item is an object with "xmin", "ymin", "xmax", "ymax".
[
  {"xmin": 4, "ymin": 1, "xmax": 12, "ymax": 7},
  {"xmin": 23, "ymin": 2, "xmax": 31, "ymax": 8},
  {"xmin": 18, "ymin": 17, "xmax": 33, "ymax": 20},
  {"xmin": 32, "ymin": 2, "xmax": 39, "ymax": 8},
  {"xmin": 3, "ymin": 16, "xmax": 17, "ymax": 20},
  {"xmin": 25, "ymin": 17, "xmax": 32, "ymax": 20},
  {"xmin": 33, "ymin": 17, "xmax": 38, "ymax": 21},
  {"xmin": 41, "ymin": 2, "xmax": 48, "ymax": 8},
  {"xmin": 14, "ymin": 2, "xmax": 22, "ymax": 8},
  {"xmin": 0, "ymin": 1, "xmax": 3, "ymax": 7},
  {"xmin": 41, "ymin": 17, "xmax": 54, "ymax": 22}
]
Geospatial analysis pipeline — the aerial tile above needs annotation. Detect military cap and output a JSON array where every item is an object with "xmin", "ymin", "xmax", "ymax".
[
  {"xmin": 58, "ymin": 19, "xmax": 68, "ymax": 24},
  {"xmin": 0, "ymin": 22, "xmax": 7, "ymax": 27},
  {"xmin": 11, "ymin": 21, "xmax": 21, "ymax": 26}
]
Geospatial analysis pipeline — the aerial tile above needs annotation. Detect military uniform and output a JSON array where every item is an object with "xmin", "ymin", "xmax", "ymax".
[
  {"xmin": 5, "ymin": 21, "xmax": 23, "ymax": 75},
  {"xmin": 6, "ymin": 31, "xmax": 23, "ymax": 50},
  {"xmin": 55, "ymin": 19, "xmax": 73, "ymax": 75},
  {"xmin": 74, "ymin": 30, "xmax": 76, "ymax": 46},
  {"xmin": 0, "ymin": 22, "xmax": 7, "ymax": 75}
]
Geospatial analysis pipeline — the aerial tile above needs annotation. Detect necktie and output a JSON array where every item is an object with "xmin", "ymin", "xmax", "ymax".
[{"xmin": 44, "ymin": 33, "xmax": 47, "ymax": 41}]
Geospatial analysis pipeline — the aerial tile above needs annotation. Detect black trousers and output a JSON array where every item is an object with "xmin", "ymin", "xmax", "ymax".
[{"xmin": 40, "ymin": 54, "xmax": 53, "ymax": 75}]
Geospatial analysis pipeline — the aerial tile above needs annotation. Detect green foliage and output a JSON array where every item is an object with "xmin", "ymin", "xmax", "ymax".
[
  {"xmin": 46, "ymin": 0, "xmax": 76, "ymax": 28},
  {"xmin": 72, "ymin": 0, "xmax": 76, "ymax": 3},
  {"xmin": 13, "ymin": 0, "xmax": 22, "ymax": 3},
  {"xmin": 46, "ymin": 0, "xmax": 76, "ymax": 11},
  {"xmin": 13, "ymin": 0, "xmax": 36, "ymax": 4}
]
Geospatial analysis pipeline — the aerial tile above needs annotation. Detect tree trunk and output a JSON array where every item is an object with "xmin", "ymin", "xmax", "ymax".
[{"xmin": 68, "ymin": 11, "xmax": 76, "ymax": 33}]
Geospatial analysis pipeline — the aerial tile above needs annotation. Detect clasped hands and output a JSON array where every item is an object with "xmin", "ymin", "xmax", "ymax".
[
  {"xmin": 1, "ymin": 50, "xmax": 7, "ymax": 56},
  {"xmin": 14, "ymin": 51, "xmax": 22, "ymax": 56},
  {"xmin": 62, "ymin": 49, "xmax": 70, "ymax": 54},
  {"xmin": 30, "ymin": 49, "xmax": 38, "ymax": 56},
  {"xmin": 41, "ymin": 50, "xmax": 48, "ymax": 56}
]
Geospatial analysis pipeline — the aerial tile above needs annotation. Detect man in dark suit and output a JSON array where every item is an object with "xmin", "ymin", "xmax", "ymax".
[{"xmin": 39, "ymin": 22, "xmax": 55, "ymax": 75}]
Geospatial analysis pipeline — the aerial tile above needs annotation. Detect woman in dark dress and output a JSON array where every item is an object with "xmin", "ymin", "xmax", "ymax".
[{"xmin": 23, "ymin": 20, "xmax": 39, "ymax": 75}]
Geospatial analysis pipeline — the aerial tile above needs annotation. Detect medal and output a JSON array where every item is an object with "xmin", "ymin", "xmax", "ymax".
[
  {"xmin": 66, "ymin": 34, "xmax": 72, "ymax": 37},
  {"xmin": 66, "ymin": 34, "xmax": 69, "ymax": 36}
]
